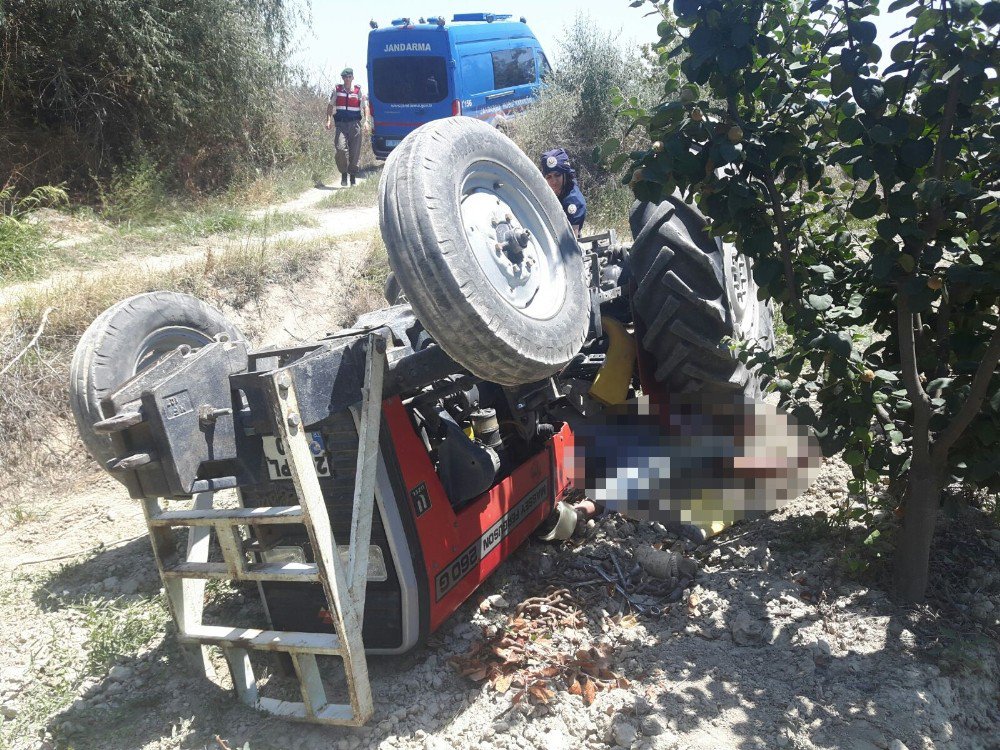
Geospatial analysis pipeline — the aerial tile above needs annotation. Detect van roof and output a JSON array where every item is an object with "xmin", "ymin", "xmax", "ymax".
[{"xmin": 369, "ymin": 16, "xmax": 537, "ymax": 45}]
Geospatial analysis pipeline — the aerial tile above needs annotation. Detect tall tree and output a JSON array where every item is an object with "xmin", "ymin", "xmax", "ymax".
[{"xmin": 618, "ymin": 0, "xmax": 1000, "ymax": 601}]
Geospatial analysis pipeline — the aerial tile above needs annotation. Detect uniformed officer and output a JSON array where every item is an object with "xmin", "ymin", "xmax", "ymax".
[
  {"xmin": 540, "ymin": 148, "xmax": 586, "ymax": 237},
  {"xmin": 325, "ymin": 68, "xmax": 367, "ymax": 186}
]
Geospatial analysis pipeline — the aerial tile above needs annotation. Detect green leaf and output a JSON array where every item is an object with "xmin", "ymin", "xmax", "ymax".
[
  {"xmin": 601, "ymin": 138, "xmax": 621, "ymax": 157},
  {"xmin": 838, "ymin": 117, "xmax": 865, "ymax": 142},
  {"xmin": 888, "ymin": 191, "xmax": 918, "ymax": 219},
  {"xmin": 869, "ymin": 125, "xmax": 894, "ymax": 144},
  {"xmin": 851, "ymin": 196, "xmax": 880, "ymax": 219},
  {"xmin": 831, "ymin": 66, "xmax": 851, "ymax": 96},
  {"xmin": 890, "ymin": 41, "xmax": 913, "ymax": 63},
  {"xmin": 863, "ymin": 529, "xmax": 881, "ymax": 545},
  {"xmin": 809, "ymin": 264, "xmax": 835, "ymax": 281},
  {"xmin": 927, "ymin": 378, "xmax": 955, "ymax": 393},
  {"xmin": 848, "ymin": 21, "xmax": 878, "ymax": 45},
  {"xmin": 609, "ymin": 153, "xmax": 630, "ymax": 172},
  {"xmin": 808, "ymin": 293, "xmax": 833, "ymax": 311},
  {"xmin": 889, "ymin": 430, "xmax": 904, "ymax": 445},
  {"xmin": 831, "ymin": 332, "xmax": 854, "ymax": 357},
  {"xmin": 912, "ymin": 8, "xmax": 940, "ymax": 35},
  {"xmin": 875, "ymin": 370, "xmax": 899, "ymax": 382},
  {"xmin": 898, "ymin": 254, "xmax": 915, "ymax": 272},
  {"xmin": 730, "ymin": 22, "xmax": 753, "ymax": 47},
  {"xmin": 853, "ymin": 78, "xmax": 886, "ymax": 114},
  {"xmin": 900, "ymin": 138, "xmax": 933, "ymax": 168},
  {"xmin": 843, "ymin": 449, "xmax": 865, "ymax": 466},
  {"xmin": 982, "ymin": 0, "xmax": 1000, "ymax": 25}
]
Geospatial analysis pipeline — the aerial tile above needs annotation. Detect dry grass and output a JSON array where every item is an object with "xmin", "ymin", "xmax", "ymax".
[
  {"xmin": 0, "ymin": 237, "xmax": 322, "ymax": 506},
  {"xmin": 335, "ymin": 227, "xmax": 390, "ymax": 328}
]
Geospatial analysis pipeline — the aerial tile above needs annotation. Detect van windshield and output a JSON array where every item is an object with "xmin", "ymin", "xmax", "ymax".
[{"xmin": 372, "ymin": 56, "xmax": 448, "ymax": 104}]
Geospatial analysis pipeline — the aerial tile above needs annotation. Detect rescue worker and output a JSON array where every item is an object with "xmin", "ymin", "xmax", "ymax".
[
  {"xmin": 540, "ymin": 147, "xmax": 586, "ymax": 237},
  {"xmin": 325, "ymin": 68, "xmax": 367, "ymax": 186}
]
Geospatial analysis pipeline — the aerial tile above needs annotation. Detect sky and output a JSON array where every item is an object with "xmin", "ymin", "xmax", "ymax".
[
  {"xmin": 292, "ymin": 1, "xmax": 664, "ymax": 91},
  {"xmin": 291, "ymin": 1, "xmax": 910, "ymax": 93}
]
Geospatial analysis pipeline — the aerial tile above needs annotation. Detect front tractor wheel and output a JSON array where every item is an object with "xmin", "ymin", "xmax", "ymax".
[
  {"xmin": 628, "ymin": 197, "xmax": 773, "ymax": 399},
  {"xmin": 378, "ymin": 117, "xmax": 590, "ymax": 386}
]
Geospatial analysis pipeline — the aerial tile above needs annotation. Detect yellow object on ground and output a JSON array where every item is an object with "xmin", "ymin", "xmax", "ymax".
[{"xmin": 589, "ymin": 317, "xmax": 636, "ymax": 405}]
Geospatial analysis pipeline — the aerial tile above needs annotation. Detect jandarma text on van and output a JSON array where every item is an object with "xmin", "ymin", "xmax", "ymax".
[{"xmin": 383, "ymin": 43, "xmax": 432, "ymax": 52}]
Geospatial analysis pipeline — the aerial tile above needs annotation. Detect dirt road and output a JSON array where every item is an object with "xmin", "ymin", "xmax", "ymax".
[{"xmin": 0, "ymin": 179, "xmax": 379, "ymax": 310}]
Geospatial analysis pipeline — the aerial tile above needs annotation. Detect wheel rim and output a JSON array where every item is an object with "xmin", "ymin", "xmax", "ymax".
[
  {"xmin": 460, "ymin": 160, "xmax": 566, "ymax": 321},
  {"xmin": 133, "ymin": 327, "xmax": 217, "ymax": 375}
]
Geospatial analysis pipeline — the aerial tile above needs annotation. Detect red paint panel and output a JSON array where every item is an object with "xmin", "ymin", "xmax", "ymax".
[{"xmin": 381, "ymin": 398, "xmax": 575, "ymax": 632}]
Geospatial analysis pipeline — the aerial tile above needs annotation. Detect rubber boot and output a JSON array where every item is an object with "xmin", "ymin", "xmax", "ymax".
[{"xmin": 340, "ymin": 173, "xmax": 348, "ymax": 187}]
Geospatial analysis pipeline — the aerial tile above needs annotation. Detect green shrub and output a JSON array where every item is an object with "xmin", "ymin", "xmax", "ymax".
[
  {"xmin": 507, "ymin": 13, "xmax": 666, "ymax": 229},
  {"xmin": 1, "ymin": 0, "xmax": 301, "ymax": 192},
  {"xmin": 98, "ymin": 157, "xmax": 167, "ymax": 225},
  {"xmin": 0, "ymin": 184, "xmax": 67, "ymax": 282}
]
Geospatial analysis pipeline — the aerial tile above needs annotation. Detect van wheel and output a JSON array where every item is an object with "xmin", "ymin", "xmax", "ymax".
[
  {"xmin": 379, "ymin": 117, "xmax": 589, "ymax": 386},
  {"xmin": 70, "ymin": 291, "xmax": 242, "ymax": 467},
  {"xmin": 629, "ymin": 197, "xmax": 773, "ymax": 398}
]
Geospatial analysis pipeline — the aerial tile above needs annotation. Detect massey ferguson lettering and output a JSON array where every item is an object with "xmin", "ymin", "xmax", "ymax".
[
  {"xmin": 383, "ymin": 43, "xmax": 432, "ymax": 52},
  {"xmin": 435, "ymin": 479, "xmax": 549, "ymax": 601}
]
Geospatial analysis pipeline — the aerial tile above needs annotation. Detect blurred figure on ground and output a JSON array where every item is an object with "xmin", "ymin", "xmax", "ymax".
[{"xmin": 569, "ymin": 394, "xmax": 822, "ymax": 541}]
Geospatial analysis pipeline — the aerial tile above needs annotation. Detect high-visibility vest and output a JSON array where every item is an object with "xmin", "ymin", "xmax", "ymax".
[{"xmin": 333, "ymin": 84, "xmax": 362, "ymax": 121}]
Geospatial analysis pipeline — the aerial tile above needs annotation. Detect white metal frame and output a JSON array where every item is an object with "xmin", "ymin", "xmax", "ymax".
[{"xmin": 140, "ymin": 333, "xmax": 387, "ymax": 725}]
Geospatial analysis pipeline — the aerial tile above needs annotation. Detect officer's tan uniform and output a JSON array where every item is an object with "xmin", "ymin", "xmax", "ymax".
[{"xmin": 326, "ymin": 70, "xmax": 365, "ymax": 185}]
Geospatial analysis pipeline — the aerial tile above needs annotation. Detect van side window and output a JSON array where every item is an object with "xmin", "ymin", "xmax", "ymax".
[
  {"xmin": 460, "ymin": 52, "xmax": 495, "ymax": 95},
  {"xmin": 492, "ymin": 47, "xmax": 536, "ymax": 89},
  {"xmin": 539, "ymin": 52, "xmax": 552, "ymax": 80}
]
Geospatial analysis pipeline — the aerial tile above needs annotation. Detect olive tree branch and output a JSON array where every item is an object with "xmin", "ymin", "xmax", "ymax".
[
  {"xmin": 762, "ymin": 167, "xmax": 801, "ymax": 311},
  {"xmin": 932, "ymin": 322, "xmax": 1000, "ymax": 462},
  {"xmin": 897, "ymin": 294, "xmax": 932, "ymax": 410}
]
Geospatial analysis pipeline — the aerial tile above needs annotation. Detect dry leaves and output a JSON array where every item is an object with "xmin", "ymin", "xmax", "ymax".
[{"xmin": 449, "ymin": 587, "xmax": 628, "ymax": 707}]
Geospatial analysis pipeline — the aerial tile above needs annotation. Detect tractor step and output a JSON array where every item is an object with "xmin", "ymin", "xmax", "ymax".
[
  {"xmin": 180, "ymin": 625, "xmax": 342, "ymax": 654},
  {"xmin": 161, "ymin": 561, "xmax": 320, "ymax": 582},
  {"xmin": 139, "ymin": 332, "xmax": 387, "ymax": 726},
  {"xmin": 149, "ymin": 505, "xmax": 305, "ymax": 526}
]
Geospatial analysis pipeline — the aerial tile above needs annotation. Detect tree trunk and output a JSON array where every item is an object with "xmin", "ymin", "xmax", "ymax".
[{"xmin": 893, "ymin": 469, "xmax": 943, "ymax": 603}]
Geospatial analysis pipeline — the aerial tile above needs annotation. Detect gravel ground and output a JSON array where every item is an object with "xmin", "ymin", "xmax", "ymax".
[{"xmin": 2, "ymin": 457, "xmax": 998, "ymax": 750}]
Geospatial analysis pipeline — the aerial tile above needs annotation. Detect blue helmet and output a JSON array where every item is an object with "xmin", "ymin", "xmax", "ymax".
[{"xmin": 540, "ymin": 148, "xmax": 576, "ymax": 181}]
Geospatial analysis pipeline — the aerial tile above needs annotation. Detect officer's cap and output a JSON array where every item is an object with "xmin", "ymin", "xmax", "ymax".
[{"xmin": 540, "ymin": 148, "xmax": 573, "ymax": 176}]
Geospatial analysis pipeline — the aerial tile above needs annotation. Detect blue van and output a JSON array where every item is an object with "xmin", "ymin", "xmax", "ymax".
[{"xmin": 367, "ymin": 12, "xmax": 549, "ymax": 159}]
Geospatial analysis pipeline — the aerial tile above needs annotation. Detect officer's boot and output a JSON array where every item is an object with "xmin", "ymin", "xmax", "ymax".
[{"xmin": 341, "ymin": 173, "xmax": 348, "ymax": 187}]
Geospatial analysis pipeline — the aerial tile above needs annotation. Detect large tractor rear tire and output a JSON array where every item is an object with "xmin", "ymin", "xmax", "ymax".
[
  {"xmin": 379, "ymin": 117, "xmax": 589, "ymax": 386},
  {"xmin": 629, "ymin": 197, "xmax": 773, "ymax": 399},
  {"xmin": 70, "ymin": 291, "xmax": 242, "ymax": 467}
]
